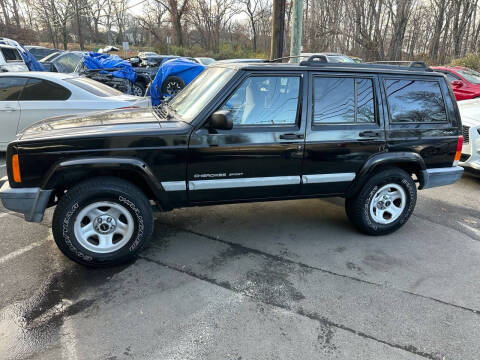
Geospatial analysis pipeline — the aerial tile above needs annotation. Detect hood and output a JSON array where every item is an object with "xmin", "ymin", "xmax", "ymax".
[
  {"xmin": 18, "ymin": 108, "xmax": 187, "ymax": 141},
  {"xmin": 458, "ymin": 98, "xmax": 480, "ymax": 127}
]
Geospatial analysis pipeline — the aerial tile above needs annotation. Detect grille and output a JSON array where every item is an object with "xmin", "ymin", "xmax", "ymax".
[{"xmin": 463, "ymin": 125, "xmax": 470, "ymax": 144}]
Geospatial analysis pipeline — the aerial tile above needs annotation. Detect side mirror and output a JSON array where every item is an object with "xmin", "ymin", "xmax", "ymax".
[
  {"xmin": 209, "ymin": 110, "xmax": 233, "ymax": 130},
  {"xmin": 451, "ymin": 80, "xmax": 464, "ymax": 88}
]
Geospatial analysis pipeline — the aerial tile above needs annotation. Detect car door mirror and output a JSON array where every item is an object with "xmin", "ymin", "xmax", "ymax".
[
  {"xmin": 451, "ymin": 80, "xmax": 464, "ymax": 88},
  {"xmin": 209, "ymin": 110, "xmax": 233, "ymax": 130}
]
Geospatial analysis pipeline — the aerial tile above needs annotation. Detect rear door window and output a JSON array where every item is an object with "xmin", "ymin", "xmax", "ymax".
[
  {"xmin": 312, "ymin": 76, "xmax": 376, "ymax": 124},
  {"xmin": 20, "ymin": 78, "xmax": 71, "ymax": 101},
  {"xmin": 384, "ymin": 79, "xmax": 447, "ymax": 123},
  {"xmin": 0, "ymin": 77, "xmax": 26, "ymax": 100}
]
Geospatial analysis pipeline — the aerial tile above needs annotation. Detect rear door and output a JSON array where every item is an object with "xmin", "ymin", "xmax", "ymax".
[
  {"xmin": 302, "ymin": 72, "xmax": 386, "ymax": 195},
  {"xmin": 381, "ymin": 76, "xmax": 459, "ymax": 168},
  {"xmin": 187, "ymin": 72, "xmax": 306, "ymax": 203},
  {"xmin": 0, "ymin": 76, "xmax": 26, "ymax": 148}
]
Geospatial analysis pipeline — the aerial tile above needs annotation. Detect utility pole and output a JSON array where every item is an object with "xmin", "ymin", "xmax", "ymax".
[
  {"xmin": 289, "ymin": 0, "xmax": 303, "ymax": 63},
  {"xmin": 270, "ymin": 0, "xmax": 286, "ymax": 60}
]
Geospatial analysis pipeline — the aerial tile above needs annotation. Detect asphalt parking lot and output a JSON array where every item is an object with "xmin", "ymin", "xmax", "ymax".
[{"xmin": 1, "ymin": 154, "xmax": 480, "ymax": 360}]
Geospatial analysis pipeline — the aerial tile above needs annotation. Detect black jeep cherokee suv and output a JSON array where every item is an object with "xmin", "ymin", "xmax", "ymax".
[{"xmin": 0, "ymin": 60, "xmax": 464, "ymax": 267}]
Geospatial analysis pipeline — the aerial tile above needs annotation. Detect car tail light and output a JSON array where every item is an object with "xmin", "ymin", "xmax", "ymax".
[
  {"xmin": 12, "ymin": 154, "xmax": 21, "ymax": 183},
  {"xmin": 453, "ymin": 135, "xmax": 463, "ymax": 166}
]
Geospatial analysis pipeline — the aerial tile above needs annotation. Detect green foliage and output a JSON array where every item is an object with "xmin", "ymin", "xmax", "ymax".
[{"xmin": 450, "ymin": 54, "xmax": 480, "ymax": 71}]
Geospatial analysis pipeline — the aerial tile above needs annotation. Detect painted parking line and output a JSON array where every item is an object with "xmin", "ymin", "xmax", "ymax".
[{"xmin": 0, "ymin": 240, "xmax": 47, "ymax": 265}]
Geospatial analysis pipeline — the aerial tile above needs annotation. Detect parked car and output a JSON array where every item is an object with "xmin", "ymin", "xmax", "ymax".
[
  {"xmin": 0, "ymin": 44, "xmax": 28, "ymax": 72},
  {"xmin": 137, "ymin": 51, "xmax": 159, "ymax": 59},
  {"xmin": 215, "ymin": 58, "xmax": 266, "ymax": 64},
  {"xmin": 0, "ymin": 72, "xmax": 150, "ymax": 150},
  {"xmin": 40, "ymin": 51, "xmax": 84, "ymax": 73},
  {"xmin": 458, "ymin": 98, "xmax": 480, "ymax": 173},
  {"xmin": 128, "ymin": 55, "xmax": 179, "ymax": 96},
  {"xmin": 25, "ymin": 46, "xmax": 59, "ymax": 61},
  {"xmin": 0, "ymin": 38, "xmax": 45, "ymax": 71},
  {"xmin": 299, "ymin": 52, "xmax": 356, "ymax": 63},
  {"xmin": 431, "ymin": 66, "xmax": 480, "ymax": 101},
  {"xmin": 0, "ymin": 59, "xmax": 464, "ymax": 267},
  {"xmin": 192, "ymin": 57, "xmax": 216, "ymax": 65},
  {"xmin": 150, "ymin": 57, "xmax": 205, "ymax": 104}
]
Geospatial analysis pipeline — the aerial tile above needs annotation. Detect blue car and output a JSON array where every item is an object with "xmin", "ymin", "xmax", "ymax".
[{"xmin": 150, "ymin": 58, "xmax": 205, "ymax": 106}]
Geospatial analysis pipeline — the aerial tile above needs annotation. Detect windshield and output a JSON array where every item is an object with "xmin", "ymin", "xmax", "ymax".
[
  {"xmin": 199, "ymin": 58, "xmax": 216, "ymax": 65},
  {"xmin": 327, "ymin": 55, "xmax": 355, "ymax": 63},
  {"xmin": 168, "ymin": 67, "xmax": 236, "ymax": 122},
  {"xmin": 66, "ymin": 77, "xmax": 124, "ymax": 97},
  {"xmin": 457, "ymin": 68, "xmax": 480, "ymax": 85}
]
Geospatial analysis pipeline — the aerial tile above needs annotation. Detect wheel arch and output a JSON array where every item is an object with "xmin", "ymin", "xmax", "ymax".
[
  {"xmin": 346, "ymin": 152, "xmax": 427, "ymax": 198},
  {"xmin": 42, "ymin": 157, "xmax": 172, "ymax": 210}
]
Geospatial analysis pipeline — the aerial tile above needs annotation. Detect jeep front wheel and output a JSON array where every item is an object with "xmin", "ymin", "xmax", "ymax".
[
  {"xmin": 345, "ymin": 168, "xmax": 417, "ymax": 235},
  {"xmin": 52, "ymin": 177, "xmax": 154, "ymax": 267}
]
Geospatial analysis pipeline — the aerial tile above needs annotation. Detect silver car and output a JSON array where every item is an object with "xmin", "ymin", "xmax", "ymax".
[{"xmin": 459, "ymin": 98, "xmax": 480, "ymax": 172}]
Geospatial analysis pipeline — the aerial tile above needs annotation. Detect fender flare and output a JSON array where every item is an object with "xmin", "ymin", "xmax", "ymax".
[
  {"xmin": 346, "ymin": 152, "xmax": 427, "ymax": 197},
  {"xmin": 41, "ymin": 157, "xmax": 172, "ymax": 209}
]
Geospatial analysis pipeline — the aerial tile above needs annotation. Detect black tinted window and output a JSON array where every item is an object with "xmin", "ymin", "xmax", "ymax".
[
  {"xmin": 385, "ymin": 79, "xmax": 447, "ymax": 123},
  {"xmin": 1, "ymin": 48, "xmax": 22, "ymax": 62},
  {"xmin": 221, "ymin": 76, "xmax": 301, "ymax": 126},
  {"xmin": 0, "ymin": 77, "xmax": 26, "ymax": 100},
  {"xmin": 313, "ymin": 77, "xmax": 375, "ymax": 123},
  {"xmin": 20, "ymin": 78, "xmax": 71, "ymax": 101}
]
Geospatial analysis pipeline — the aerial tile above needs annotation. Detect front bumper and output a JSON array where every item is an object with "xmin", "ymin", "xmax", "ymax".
[
  {"xmin": 420, "ymin": 167, "xmax": 464, "ymax": 189},
  {"xmin": 0, "ymin": 177, "xmax": 53, "ymax": 222}
]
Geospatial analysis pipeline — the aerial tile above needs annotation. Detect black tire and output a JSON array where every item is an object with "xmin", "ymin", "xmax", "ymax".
[
  {"xmin": 161, "ymin": 76, "xmax": 185, "ymax": 97},
  {"xmin": 345, "ymin": 168, "xmax": 417, "ymax": 235},
  {"xmin": 133, "ymin": 82, "xmax": 145, "ymax": 96},
  {"xmin": 52, "ymin": 177, "xmax": 154, "ymax": 267}
]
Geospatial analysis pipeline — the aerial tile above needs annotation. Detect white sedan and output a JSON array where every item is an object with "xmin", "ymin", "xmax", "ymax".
[
  {"xmin": 0, "ymin": 72, "xmax": 150, "ymax": 150},
  {"xmin": 459, "ymin": 98, "xmax": 480, "ymax": 172}
]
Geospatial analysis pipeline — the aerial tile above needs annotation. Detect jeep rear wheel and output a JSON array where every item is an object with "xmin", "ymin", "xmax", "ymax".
[
  {"xmin": 52, "ymin": 177, "xmax": 154, "ymax": 267},
  {"xmin": 345, "ymin": 168, "xmax": 417, "ymax": 235}
]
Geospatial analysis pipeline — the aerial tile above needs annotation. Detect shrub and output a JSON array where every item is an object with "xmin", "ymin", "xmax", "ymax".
[{"xmin": 450, "ymin": 53, "xmax": 480, "ymax": 70}]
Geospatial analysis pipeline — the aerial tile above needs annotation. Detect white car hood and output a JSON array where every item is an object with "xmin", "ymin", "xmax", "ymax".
[{"xmin": 458, "ymin": 98, "xmax": 480, "ymax": 127}]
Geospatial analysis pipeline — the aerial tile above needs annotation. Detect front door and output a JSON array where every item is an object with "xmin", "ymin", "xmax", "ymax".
[
  {"xmin": 0, "ymin": 76, "xmax": 25, "ymax": 148},
  {"xmin": 187, "ymin": 73, "xmax": 306, "ymax": 203},
  {"xmin": 302, "ymin": 73, "xmax": 386, "ymax": 195}
]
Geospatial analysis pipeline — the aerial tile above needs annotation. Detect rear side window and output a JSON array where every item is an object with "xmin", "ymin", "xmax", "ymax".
[
  {"xmin": 385, "ymin": 79, "xmax": 447, "ymax": 123},
  {"xmin": 0, "ymin": 77, "xmax": 26, "ymax": 100},
  {"xmin": 20, "ymin": 78, "xmax": 71, "ymax": 101},
  {"xmin": 1, "ymin": 48, "xmax": 22, "ymax": 62},
  {"xmin": 313, "ymin": 77, "xmax": 376, "ymax": 124}
]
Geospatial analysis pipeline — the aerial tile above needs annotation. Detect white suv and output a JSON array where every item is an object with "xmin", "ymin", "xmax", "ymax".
[{"xmin": 0, "ymin": 44, "xmax": 28, "ymax": 72}]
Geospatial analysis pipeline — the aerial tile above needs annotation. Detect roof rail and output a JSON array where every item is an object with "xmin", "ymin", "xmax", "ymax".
[
  {"xmin": 298, "ymin": 58, "xmax": 433, "ymax": 72},
  {"xmin": 366, "ymin": 61, "xmax": 430, "ymax": 69}
]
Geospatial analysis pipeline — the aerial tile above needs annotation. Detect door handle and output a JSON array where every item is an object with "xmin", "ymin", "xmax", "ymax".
[
  {"xmin": 359, "ymin": 131, "xmax": 380, "ymax": 138},
  {"xmin": 280, "ymin": 133, "xmax": 304, "ymax": 140}
]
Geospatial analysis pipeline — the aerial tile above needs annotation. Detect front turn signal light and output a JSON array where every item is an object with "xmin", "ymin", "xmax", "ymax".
[{"xmin": 12, "ymin": 154, "xmax": 21, "ymax": 183}]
